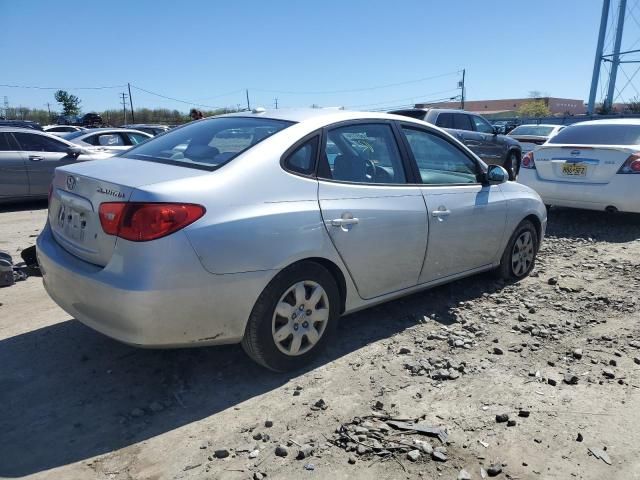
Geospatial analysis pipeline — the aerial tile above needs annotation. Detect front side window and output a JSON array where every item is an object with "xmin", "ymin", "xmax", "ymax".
[
  {"xmin": 14, "ymin": 132, "xmax": 68, "ymax": 152},
  {"xmin": 318, "ymin": 123, "xmax": 406, "ymax": 184},
  {"xmin": 85, "ymin": 133, "xmax": 127, "ymax": 147},
  {"xmin": 402, "ymin": 127, "xmax": 478, "ymax": 185},
  {"xmin": 127, "ymin": 132, "xmax": 150, "ymax": 145},
  {"xmin": 0, "ymin": 132, "xmax": 18, "ymax": 151},
  {"xmin": 283, "ymin": 136, "xmax": 318, "ymax": 175},
  {"xmin": 453, "ymin": 114, "xmax": 473, "ymax": 131},
  {"xmin": 125, "ymin": 117, "xmax": 292, "ymax": 170},
  {"xmin": 471, "ymin": 116, "xmax": 494, "ymax": 134}
]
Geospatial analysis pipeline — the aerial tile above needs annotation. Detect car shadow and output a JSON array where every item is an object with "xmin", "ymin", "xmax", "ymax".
[
  {"xmin": 0, "ymin": 199, "xmax": 48, "ymax": 214},
  {"xmin": 0, "ymin": 270, "xmax": 501, "ymax": 477},
  {"xmin": 546, "ymin": 207, "xmax": 640, "ymax": 243}
]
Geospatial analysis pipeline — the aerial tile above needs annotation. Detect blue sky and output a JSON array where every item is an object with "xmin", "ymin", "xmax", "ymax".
[{"xmin": 0, "ymin": 0, "xmax": 619, "ymax": 113}]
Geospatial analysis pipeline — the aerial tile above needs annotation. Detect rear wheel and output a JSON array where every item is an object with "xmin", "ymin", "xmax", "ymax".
[
  {"xmin": 497, "ymin": 220, "xmax": 538, "ymax": 280},
  {"xmin": 505, "ymin": 151, "xmax": 520, "ymax": 180},
  {"xmin": 241, "ymin": 261, "xmax": 340, "ymax": 372}
]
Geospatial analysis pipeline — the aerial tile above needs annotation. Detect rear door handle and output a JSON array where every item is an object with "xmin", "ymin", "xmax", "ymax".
[
  {"xmin": 29, "ymin": 156, "xmax": 43, "ymax": 162},
  {"xmin": 331, "ymin": 217, "xmax": 359, "ymax": 227},
  {"xmin": 432, "ymin": 209, "xmax": 451, "ymax": 218}
]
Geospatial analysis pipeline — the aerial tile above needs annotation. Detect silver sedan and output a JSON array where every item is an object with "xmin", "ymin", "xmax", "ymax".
[
  {"xmin": 37, "ymin": 109, "xmax": 546, "ymax": 371},
  {"xmin": 62, "ymin": 128, "xmax": 152, "ymax": 153}
]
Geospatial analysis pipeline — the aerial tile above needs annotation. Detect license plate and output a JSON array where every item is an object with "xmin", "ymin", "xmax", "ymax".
[
  {"xmin": 562, "ymin": 163, "xmax": 587, "ymax": 176},
  {"xmin": 57, "ymin": 204, "xmax": 87, "ymax": 241}
]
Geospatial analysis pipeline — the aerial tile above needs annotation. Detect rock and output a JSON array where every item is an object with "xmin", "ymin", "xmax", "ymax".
[
  {"xmin": 548, "ymin": 378, "xmax": 558, "ymax": 386},
  {"xmin": 496, "ymin": 413, "xmax": 509, "ymax": 423},
  {"xmin": 130, "ymin": 408, "xmax": 145, "ymax": 417},
  {"xmin": 253, "ymin": 432, "xmax": 263, "ymax": 440},
  {"xmin": 407, "ymin": 449, "xmax": 421, "ymax": 462},
  {"xmin": 311, "ymin": 399, "xmax": 328, "ymax": 411},
  {"xmin": 609, "ymin": 359, "xmax": 617, "ymax": 367},
  {"xmin": 548, "ymin": 277, "xmax": 558, "ymax": 285},
  {"xmin": 304, "ymin": 463, "xmax": 315, "ymax": 471},
  {"xmin": 458, "ymin": 469, "xmax": 472, "ymax": 480},
  {"xmin": 572, "ymin": 348, "xmax": 583, "ymax": 360},
  {"xmin": 507, "ymin": 419, "xmax": 517, "ymax": 427},
  {"xmin": 602, "ymin": 369, "xmax": 615, "ymax": 379},
  {"xmin": 634, "ymin": 356, "xmax": 640, "ymax": 365},
  {"xmin": 296, "ymin": 444, "xmax": 314, "ymax": 460},
  {"xmin": 588, "ymin": 447, "xmax": 612, "ymax": 465},
  {"xmin": 432, "ymin": 450, "xmax": 448, "ymax": 462},
  {"xmin": 356, "ymin": 445, "xmax": 367, "ymax": 455},
  {"xmin": 576, "ymin": 433, "xmax": 584, "ymax": 442},
  {"xmin": 563, "ymin": 373, "xmax": 579, "ymax": 385},
  {"xmin": 149, "ymin": 401, "xmax": 165, "ymax": 412},
  {"xmin": 487, "ymin": 464, "xmax": 503, "ymax": 476},
  {"xmin": 254, "ymin": 473, "xmax": 264, "ymax": 480},
  {"xmin": 348, "ymin": 455, "xmax": 356, "ymax": 464},
  {"xmin": 398, "ymin": 346, "xmax": 412, "ymax": 354},
  {"xmin": 214, "ymin": 449, "xmax": 230, "ymax": 459},
  {"xmin": 493, "ymin": 347, "xmax": 504, "ymax": 355},
  {"xmin": 249, "ymin": 449, "xmax": 260, "ymax": 459},
  {"xmin": 275, "ymin": 445, "xmax": 288, "ymax": 457},
  {"xmin": 518, "ymin": 410, "xmax": 530, "ymax": 418},
  {"xmin": 264, "ymin": 420, "xmax": 274, "ymax": 428}
]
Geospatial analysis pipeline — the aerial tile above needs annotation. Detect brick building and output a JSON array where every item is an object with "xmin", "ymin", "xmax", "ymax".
[{"xmin": 415, "ymin": 97, "xmax": 585, "ymax": 116}]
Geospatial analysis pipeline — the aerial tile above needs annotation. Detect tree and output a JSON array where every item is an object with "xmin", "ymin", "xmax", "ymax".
[
  {"xmin": 528, "ymin": 90, "xmax": 542, "ymax": 99},
  {"xmin": 518, "ymin": 100, "xmax": 551, "ymax": 118},
  {"xmin": 54, "ymin": 90, "xmax": 81, "ymax": 117},
  {"xmin": 627, "ymin": 96, "xmax": 640, "ymax": 113}
]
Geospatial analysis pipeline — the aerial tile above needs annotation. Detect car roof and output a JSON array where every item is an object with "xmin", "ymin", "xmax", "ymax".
[
  {"xmin": 389, "ymin": 107, "xmax": 468, "ymax": 115},
  {"xmin": 77, "ymin": 128, "xmax": 152, "ymax": 135},
  {"xmin": 219, "ymin": 108, "xmax": 416, "ymax": 124},
  {"xmin": 123, "ymin": 124, "xmax": 169, "ymax": 128},
  {"xmin": 569, "ymin": 118, "xmax": 640, "ymax": 126},
  {"xmin": 513, "ymin": 124, "xmax": 562, "ymax": 128}
]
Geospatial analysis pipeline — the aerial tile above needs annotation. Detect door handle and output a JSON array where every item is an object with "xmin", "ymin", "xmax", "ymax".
[
  {"xmin": 29, "ymin": 156, "xmax": 43, "ymax": 162},
  {"xmin": 432, "ymin": 209, "xmax": 451, "ymax": 218},
  {"xmin": 331, "ymin": 217, "xmax": 359, "ymax": 227}
]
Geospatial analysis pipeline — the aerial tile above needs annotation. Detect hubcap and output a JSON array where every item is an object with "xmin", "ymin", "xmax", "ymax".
[
  {"xmin": 511, "ymin": 230, "xmax": 534, "ymax": 276},
  {"xmin": 272, "ymin": 280, "xmax": 330, "ymax": 356}
]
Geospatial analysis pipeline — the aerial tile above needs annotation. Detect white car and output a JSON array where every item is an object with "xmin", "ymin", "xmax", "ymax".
[
  {"xmin": 519, "ymin": 119, "xmax": 640, "ymax": 213},
  {"xmin": 42, "ymin": 125, "xmax": 86, "ymax": 136},
  {"xmin": 62, "ymin": 128, "xmax": 152, "ymax": 153},
  {"xmin": 508, "ymin": 124, "xmax": 564, "ymax": 154}
]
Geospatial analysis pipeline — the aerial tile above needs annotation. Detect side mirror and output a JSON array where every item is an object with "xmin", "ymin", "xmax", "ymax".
[
  {"xmin": 66, "ymin": 145, "xmax": 83, "ymax": 158},
  {"xmin": 486, "ymin": 164, "xmax": 509, "ymax": 185}
]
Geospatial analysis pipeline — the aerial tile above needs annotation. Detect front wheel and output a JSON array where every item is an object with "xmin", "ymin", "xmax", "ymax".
[
  {"xmin": 241, "ymin": 261, "xmax": 340, "ymax": 372},
  {"xmin": 505, "ymin": 151, "xmax": 520, "ymax": 181},
  {"xmin": 497, "ymin": 220, "xmax": 538, "ymax": 280}
]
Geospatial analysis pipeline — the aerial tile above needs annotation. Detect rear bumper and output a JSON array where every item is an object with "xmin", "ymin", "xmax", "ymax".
[
  {"xmin": 36, "ymin": 222, "xmax": 275, "ymax": 347},
  {"xmin": 518, "ymin": 169, "xmax": 640, "ymax": 213}
]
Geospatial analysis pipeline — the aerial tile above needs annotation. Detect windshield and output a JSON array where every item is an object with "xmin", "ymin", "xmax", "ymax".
[
  {"xmin": 61, "ymin": 131, "xmax": 87, "ymax": 140},
  {"xmin": 548, "ymin": 124, "xmax": 640, "ymax": 145},
  {"xmin": 123, "ymin": 116, "xmax": 293, "ymax": 170},
  {"xmin": 510, "ymin": 125, "xmax": 555, "ymax": 136}
]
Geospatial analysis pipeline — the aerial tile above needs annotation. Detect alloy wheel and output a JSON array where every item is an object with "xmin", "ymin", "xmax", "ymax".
[{"xmin": 511, "ymin": 230, "xmax": 535, "ymax": 276}]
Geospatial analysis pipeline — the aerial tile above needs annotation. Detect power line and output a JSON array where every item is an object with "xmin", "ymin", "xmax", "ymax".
[
  {"xmin": 130, "ymin": 84, "xmax": 225, "ymax": 110},
  {"xmin": 347, "ymin": 88, "xmax": 460, "ymax": 109},
  {"xmin": 251, "ymin": 70, "xmax": 462, "ymax": 95},
  {"xmin": 0, "ymin": 83, "xmax": 125, "ymax": 90}
]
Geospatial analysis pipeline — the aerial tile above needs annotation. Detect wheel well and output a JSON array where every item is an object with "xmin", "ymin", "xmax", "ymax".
[
  {"xmin": 291, "ymin": 257, "xmax": 347, "ymax": 314},
  {"xmin": 523, "ymin": 214, "xmax": 542, "ymax": 244}
]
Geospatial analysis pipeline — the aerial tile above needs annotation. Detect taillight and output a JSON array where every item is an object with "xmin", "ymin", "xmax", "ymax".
[
  {"xmin": 521, "ymin": 151, "xmax": 536, "ymax": 169},
  {"xmin": 99, "ymin": 202, "xmax": 205, "ymax": 241},
  {"xmin": 618, "ymin": 153, "xmax": 640, "ymax": 174}
]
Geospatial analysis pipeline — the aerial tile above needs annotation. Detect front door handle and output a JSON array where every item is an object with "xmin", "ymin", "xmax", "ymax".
[
  {"xmin": 331, "ymin": 217, "xmax": 359, "ymax": 227},
  {"xmin": 29, "ymin": 156, "xmax": 43, "ymax": 162},
  {"xmin": 432, "ymin": 209, "xmax": 451, "ymax": 218}
]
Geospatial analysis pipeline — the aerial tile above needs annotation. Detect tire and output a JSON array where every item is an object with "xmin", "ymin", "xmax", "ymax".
[
  {"xmin": 505, "ymin": 151, "xmax": 520, "ymax": 181},
  {"xmin": 241, "ymin": 261, "xmax": 340, "ymax": 372},
  {"xmin": 497, "ymin": 220, "xmax": 538, "ymax": 281}
]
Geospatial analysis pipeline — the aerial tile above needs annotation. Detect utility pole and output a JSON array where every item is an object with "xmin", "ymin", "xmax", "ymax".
[
  {"xmin": 274, "ymin": 98, "xmax": 278, "ymax": 109},
  {"xmin": 246, "ymin": 89, "xmax": 251, "ymax": 111},
  {"xmin": 46, "ymin": 102, "xmax": 52, "ymax": 122},
  {"xmin": 588, "ymin": 0, "xmax": 611, "ymax": 114},
  {"xmin": 460, "ymin": 69, "xmax": 466, "ymax": 110},
  {"xmin": 127, "ymin": 83, "xmax": 135, "ymax": 123},
  {"xmin": 120, "ymin": 92, "xmax": 128, "ymax": 124},
  {"xmin": 605, "ymin": 0, "xmax": 627, "ymax": 111}
]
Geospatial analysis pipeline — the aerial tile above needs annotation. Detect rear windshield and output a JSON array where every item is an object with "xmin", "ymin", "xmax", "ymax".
[
  {"xmin": 510, "ymin": 125, "xmax": 556, "ymax": 136},
  {"xmin": 548, "ymin": 124, "xmax": 640, "ymax": 145},
  {"xmin": 123, "ymin": 116, "xmax": 293, "ymax": 170}
]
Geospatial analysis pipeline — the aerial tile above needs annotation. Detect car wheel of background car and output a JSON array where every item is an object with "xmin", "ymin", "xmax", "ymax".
[
  {"xmin": 505, "ymin": 151, "xmax": 520, "ymax": 180},
  {"xmin": 497, "ymin": 220, "xmax": 538, "ymax": 281},
  {"xmin": 241, "ymin": 261, "xmax": 340, "ymax": 372}
]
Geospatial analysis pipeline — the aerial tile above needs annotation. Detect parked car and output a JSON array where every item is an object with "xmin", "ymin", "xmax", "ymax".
[
  {"xmin": 80, "ymin": 113, "xmax": 103, "ymax": 127},
  {"xmin": 389, "ymin": 108, "xmax": 522, "ymax": 179},
  {"xmin": 62, "ymin": 128, "xmax": 152, "ymax": 153},
  {"xmin": 518, "ymin": 119, "xmax": 640, "ymax": 213},
  {"xmin": 43, "ymin": 125, "xmax": 86, "ymax": 136},
  {"xmin": 0, "ymin": 128, "xmax": 113, "ymax": 203},
  {"xmin": 122, "ymin": 124, "xmax": 171, "ymax": 136},
  {"xmin": 0, "ymin": 120, "xmax": 43, "ymax": 130},
  {"xmin": 508, "ymin": 124, "xmax": 564, "ymax": 154},
  {"xmin": 37, "ymin": 109, "xmax": 546, "ymax": 371},
  {"xmin": 492, "ymin": 120, "xmax": 519, "ymax": 134}
]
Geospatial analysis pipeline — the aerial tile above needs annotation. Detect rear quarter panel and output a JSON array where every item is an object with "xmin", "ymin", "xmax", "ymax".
[{"xmin": 499, "ymin": 182, "xmax": 547, "ymax": 249}]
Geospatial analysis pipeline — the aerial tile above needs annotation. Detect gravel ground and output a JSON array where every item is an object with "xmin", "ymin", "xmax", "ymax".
[{"xmin": 0, "ymin": 201, "xmax": 639, "ymax": 480}]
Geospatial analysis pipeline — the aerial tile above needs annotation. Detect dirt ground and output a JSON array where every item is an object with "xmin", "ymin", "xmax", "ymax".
[{"xmin": 1, "ymin": 201, "xmax": 639, "ymax": 480}]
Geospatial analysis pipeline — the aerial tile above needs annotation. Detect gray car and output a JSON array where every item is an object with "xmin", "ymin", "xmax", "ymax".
[
  {"xmin": 36, "ymin": 109, "xmax": 546, "ymax": 371},
  {"xmin": 390, "ymin": 108, "xmax": 522, "ymax": 179},
  {"xmin": 121, "ymin": 124, "xmax": 171, "ymax": 136},
  {"xmin": 0, "ymin": 128, "xmax": 112, "ymax": 203},
  {"xmin": 62, "ymin": 128, "xmax": 152, "ymax": 154}
]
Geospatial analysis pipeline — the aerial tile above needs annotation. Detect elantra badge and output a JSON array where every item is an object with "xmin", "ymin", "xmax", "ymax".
[
  {"xmin": 96, "ymin": 187, "xmax": 125, "ymax": 199},
  {"xmin": 66, "ymin": 175, "xmax": 76, "ymax": 190},
  {"xmin": 570, "ymin": 150, "xmax": 581, "ymax": 156}
]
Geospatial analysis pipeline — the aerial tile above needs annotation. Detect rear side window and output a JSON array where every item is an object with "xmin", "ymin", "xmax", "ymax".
[
  {"xmin": 126, "ymin": 117, "xmax": 293, "ymax": 170},
  {"xmin": 548, "ymin": 124, "xmax": 640, "ymax": 145},
  {"xmin": 0, "ymin": 132, "xmax": 18, "ymax": 151},
  {"xmin": 127, "ymin": 132, "xmax": 150, "ymax": 145},
  {"xmin": 283, "ymin": 136, "xmax": 319, "ymax": 175},
  {"xmin": 453, "ymin": 114, "xmax": 473, "ymax": 131},
  {"xmin": 435, "ymin": 113, "xmax": 454, "ymax": 128}
]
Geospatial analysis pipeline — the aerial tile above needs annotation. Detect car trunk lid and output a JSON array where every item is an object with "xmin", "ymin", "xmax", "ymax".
[
  {"xmin": 533, "ymin": 144, "xmax": 634, "ymax": 184},
  {"xmin": 509, "ymin": 135, "xmax": 548, "ymax": 153},
  {"xmin": 49, "ymin": 157, "xmax": 208, "ymax": 266}
]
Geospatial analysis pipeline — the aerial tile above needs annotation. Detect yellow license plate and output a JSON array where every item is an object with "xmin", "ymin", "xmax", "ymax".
[{"xmin": 562, "ymin": 163, "xmax": 587, "ymax": 176}]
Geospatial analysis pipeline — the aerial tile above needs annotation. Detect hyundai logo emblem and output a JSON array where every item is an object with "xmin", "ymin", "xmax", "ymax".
[
  {"xmin": 570, "ymin": 149, "xmax": 581, "ymax": 156},
  {"xmin": 66, "ymin": 175, "xmax": 76, "ymax": 190}
]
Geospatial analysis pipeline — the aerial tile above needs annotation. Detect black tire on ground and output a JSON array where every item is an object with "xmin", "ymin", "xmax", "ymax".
[
  {"xmin": 241, "ymin": 261, "xmax": 340, "ymax": 372},
  {"xmin": 497, "ymin": 220, "xmax": 539, "ymax": 281}
]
